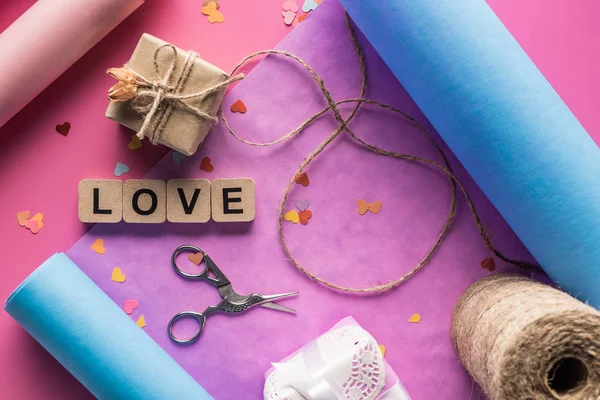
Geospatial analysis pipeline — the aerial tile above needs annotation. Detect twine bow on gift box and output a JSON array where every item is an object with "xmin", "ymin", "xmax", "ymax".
[{"xmin": 107, "ymin": 44, "xmax": 244, "ymax": 144}]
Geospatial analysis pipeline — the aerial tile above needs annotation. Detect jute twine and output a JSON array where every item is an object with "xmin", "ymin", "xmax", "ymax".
[
  {"xmin": 451, "ymin": 274, "xmax": 600, "ymax": 400},
  {"xmin": 219, "ymin": 14, "xmax": 538, "ymax": 293}
]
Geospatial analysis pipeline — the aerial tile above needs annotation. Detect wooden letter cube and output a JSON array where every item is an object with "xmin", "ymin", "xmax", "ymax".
[
  {"xmin": 166, "ymin": 179, "xmax": 211, "ymax": 223},
  {"xmin": 123, "ymin": 180, "xmax": 167, "ymax": 223},
  {"xmin": 78, "ymin": 180, "xmax": 123, "ymax": 223},
  {"xmin": 211, "ymin": 178, "xmax": 255, "ymax": 222}
]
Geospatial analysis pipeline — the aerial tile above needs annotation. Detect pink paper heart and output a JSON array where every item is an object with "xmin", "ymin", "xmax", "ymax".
[
  {"xmin": 124, "ymin": 300, "xmax": 139, "ymax": 315},
  {"xmin": 24, "ymin": 218, "xmax": 43, "ymax": 234},
  {"xmin": 282, "ymin": 0, "xmax": 298, "ymax": 13},
  {"xmin": 282, "ymin": 10, "xmax": 296, "ymax": 26}
]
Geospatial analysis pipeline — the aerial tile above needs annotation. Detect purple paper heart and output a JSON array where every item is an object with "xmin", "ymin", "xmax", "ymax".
[{"xmin": 295, "ymin": 199, "xmax": 310, "ymax": 211}]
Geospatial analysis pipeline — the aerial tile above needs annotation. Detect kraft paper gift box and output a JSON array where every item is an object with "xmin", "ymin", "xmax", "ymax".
[{"xmin": 106, "ymin": 33, "xmax": 230, "ymax": 156}]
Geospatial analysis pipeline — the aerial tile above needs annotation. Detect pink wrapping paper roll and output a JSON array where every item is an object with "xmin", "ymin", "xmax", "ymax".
[{"xmin": 0, "ymin": 0, "xmax": 144, "ymax": 128}]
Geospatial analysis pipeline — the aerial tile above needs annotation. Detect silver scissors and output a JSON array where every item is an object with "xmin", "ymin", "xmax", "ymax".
[{"xmin": 167, "ymin": 244, "xmax": 298, "ymax": 344}]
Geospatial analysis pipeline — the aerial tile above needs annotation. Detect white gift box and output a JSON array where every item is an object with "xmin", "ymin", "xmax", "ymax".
[{"xmin": 264, "ymin": 317, "xmax": 410, "ymax": 400}]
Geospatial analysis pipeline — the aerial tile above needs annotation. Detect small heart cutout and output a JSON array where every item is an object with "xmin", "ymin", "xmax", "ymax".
[
  {"xmin": 91, "ymin": 238, "xmax": 105, "ymax": 255},
  {"xmin": 408, "ymin": 313, "xmax": 421, "ymax": 323},
  {"xmin": 294, "ymin": 172, "xmax": 309, "ymax": 187},
  {"xmin": 299, "ymin": 209, "xmax": 312, "ymax": 225},
  {"xmin": 480, "ymin": 257, "xmax": 496, "ymax": 272},
  {"xmin": 128, "ymin": 135, "xmax": 142, "ymax": 150},
  {"xmin": 173, "ymin": 152, "xmax": 186, "ymax": 165},
  {"xmin": 24, "ymin": 218, "xmax": 42, "ymax": 234},
  {"xmin": 114, "ymin": 162, "xmax": 130, "ymax": 177},
  {"xmin": 24, "ymin": 213, "xmax": 44, "ymax": 234},
  {"xmin": 56, "ymin": 122, "xmax": 71, "ymax": 136},
  {"xmin": 124, "ymin": 300, "xmax": 139, "ymax": 314},
  {"xmin": 302, "ymin": 0, "xmax": 318, "ymax": 12},
  {"xmin": 136, "ymin": 314, "xmax": 146, "ymax": 328},
  {"xmin": 230, "ymin": 99, "xmax": 247, "ymax": 113},
  {"xmin": 295, "ymin": 199, "xmax": 310, "ymax": 211},
  {"xmin": 111, "ymin": 267, "xmax": 126, "ymax": 283},
  {"xmin": 297, "ymin": 13, "xmax": 309, "ymax": 23},
  {"xmin": 16, "ymin": 211, "xmax": 31, "ymax": 226},
  {"xmin": 282, "ymin": 10, "xmax": 296, "ymax": 26},
  {"xmin": 282, "ymin": 0, "xmax": 298, "ymax": 12},
  {"xmin": 357, "ymin": 199, "xmax": 370, "ymax": 215},
  {"xmin": 188, "ymin": 252, "xmax": 204, "ymax": 266},
  {"xmin": 202, "ymin": 2, "xmax": 224, "ymax": 23},
  {"xmin": 199, "ymin": 156, "xmax": 214, "ymax": 172},
  {"xmin": 284, "ymin": 209, "xmax": 299, "ymax": 224},
  {"xmin": 369, "ymin": 200, "xmax": 382, "ymax": 214}
]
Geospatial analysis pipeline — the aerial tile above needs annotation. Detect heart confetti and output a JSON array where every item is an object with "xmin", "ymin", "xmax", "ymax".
[
  {"xmin": 91, "ymin": 238, "xmax": 105, "ymax": 255},
  {"xmin": 230, "ymin": 99, "xmax": 247, "ymax": 113},
  {"xmin": 369, "ymin": 200, "xmax": 382, "ymax": 214},
  {"xmin": 173, "ymin": 152, "xmax": 186, "ymax": 165},
  {"xmin": 295, "ymin": 199, "xmax": 310, "ymax": 211},
  {"xmin": 128, "ymin": 135, "xmax": 142, "ymax": 150},
  {"xmin": 297, "ymin": 13, "xmax": 309, "ymax": 23},
  {"xmin": 408, "ymin": 313, "xmax": 421, "ymax": 323},
  {"xmin": 55, "ymin": 122, "xmax": 71, "ymax": 137},
  {"xmin": 16, "ymin": 211, "xmax": 31, "ymax": 226},
  {"xmin": 282, "ymin": 0, "xmax": 298, "ymax": 12},
  {"xmin": 481, "ymin": 257, "xmax": 496, "ymax": 272},
  {"xmin": 136, "ymin": 314, "xmax": 146, "ymax": 328},
  {"xmin": 301, "ymin": 0, "xmax": 318, "ymax": 12},
  {"xmin": 111, "ymin": 267, "xmax": 126, "ymax": 283},
  {"xmin": 357, "ymin": 199, "xmax": 382, "ymax": 215},
  {"xmin": 298, "ymin": 209, "xmax": 312, "ymax": 225},
  {"xmin": 379, "ymin": 344, "xmax": 386, "ymax": 357},
  {"xmin": 188, "ymin": 252, "xmax": 204, "ymax": 266},
  {"xmin": 295, "ymin": 172, "xmax": 309, "ymax": 187},
  {"xmin": 199, "ymin": 156, "xmax": 214, "ymax": 172},
  {"xmin": 284, "ymin": 209, "xmax": 300, "ymax": 224},
  {"xmin": 202, "ymin": 1, "xmax": 224, "ymax": 23},
  {"xmin": 357, "ymin": 199, "xmax": 370, "ymax": 215},
  {"xmin": 24, "ymin": 213, "xmax": 44, "ymax": 234},
  {"xmin": 282, "ymin": 10, "xmax": 296, "ymax": 26},
  {"xmin": 124, "ymin": 300, "xmax": 139, "ymax": 315},
  {"xmin": 114, "ymin": 162, "xmax": 130, "ymax": 177}
]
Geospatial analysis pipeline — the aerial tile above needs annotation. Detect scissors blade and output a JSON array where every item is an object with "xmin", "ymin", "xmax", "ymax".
[
  {"xmin": 258, "ymin": 291, "xmax": 299, "ymax": 303},
  {"xmin": 260, "ymin": 302, "xmax": 296, "ymax": 314}
]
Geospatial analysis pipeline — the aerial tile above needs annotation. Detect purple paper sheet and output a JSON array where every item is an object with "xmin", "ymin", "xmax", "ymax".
[{"xmin": 68, "ymin": 1, "xmax": 540, "ymax": 398}]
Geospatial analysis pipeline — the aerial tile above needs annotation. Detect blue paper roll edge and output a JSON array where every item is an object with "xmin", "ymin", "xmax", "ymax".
[
  {"xmin": 5, "ymin": 253, "xmax": 213, "ymax": 400},
  {"xmin": 339, "ymin": 0, "xmax": 600, "ymax": 307}
]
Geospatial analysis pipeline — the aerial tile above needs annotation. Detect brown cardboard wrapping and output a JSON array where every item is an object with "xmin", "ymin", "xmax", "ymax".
[{"xmin": 106, "ymin": 34, "xmax": 229, "ymax": 155}]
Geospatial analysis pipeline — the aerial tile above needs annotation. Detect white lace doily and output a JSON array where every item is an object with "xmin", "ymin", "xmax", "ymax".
[{"xmin": 264, "ymin": 325, "xmax": 386, "ymax": 400}]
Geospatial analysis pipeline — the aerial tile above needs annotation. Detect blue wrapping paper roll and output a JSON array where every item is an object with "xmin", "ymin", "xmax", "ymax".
[
  {"xmin": 339, "ymin": 0, "xmax": 600, "ymax": 306},
  {"xmin": 5, "ymin": 253, "xmax": 212, "ymax": 400}
]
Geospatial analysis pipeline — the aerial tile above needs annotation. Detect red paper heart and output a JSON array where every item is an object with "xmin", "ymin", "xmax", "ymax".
[
  {"xmin": 299, "ymin": 209, "xmax": 312, "ymax": 225},
  {"xmin": 480, "ymin": 257, "xmax": 496, "ymax": 271},
  {"xmin": 230, "ymin": 100, "xmax": 247, "ymax": 113},
  {"xmin": 199, "ymin": 157, "xmax": 214, "ymax": 172},
  {"xmin": 56, "ymin": 122, "xmax": 71, "ymax": 136},
  {"xmin": 295, "ymin": 172, "xmax": 309, "ymax": 187}
]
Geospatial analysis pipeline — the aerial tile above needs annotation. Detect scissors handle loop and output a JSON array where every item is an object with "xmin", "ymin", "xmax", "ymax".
[
  {"xmin": 167, "ymin": 311, "xmax": 207, "ymax": 344},
  {"xmin": 171, "ymin": 244, "xmax": 231, "ymax": 287}
]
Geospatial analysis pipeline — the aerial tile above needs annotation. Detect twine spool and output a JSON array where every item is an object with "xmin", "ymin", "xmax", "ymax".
[{"xmin": 451, "ymin": 274, "xmax": 600, "ymax": 400}]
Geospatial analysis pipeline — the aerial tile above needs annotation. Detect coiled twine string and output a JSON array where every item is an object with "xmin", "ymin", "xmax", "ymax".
[
  {"xmin": 220, "ymin": 14, "xmax": 538, "ymax": 293},
  {"xmin": 451, "ymin": 274, "xmax": 600, "ymax": 400}
]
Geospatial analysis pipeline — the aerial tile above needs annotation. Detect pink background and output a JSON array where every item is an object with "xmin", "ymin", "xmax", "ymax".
[{"xmin": 0, "ymin": 0, "xmax": 599, "ymax": 399}]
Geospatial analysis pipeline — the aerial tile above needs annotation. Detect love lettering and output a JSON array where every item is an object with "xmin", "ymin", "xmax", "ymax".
[{"xmin": 78, "ymin": 178, "xmax": 255, "ymax": 223}]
